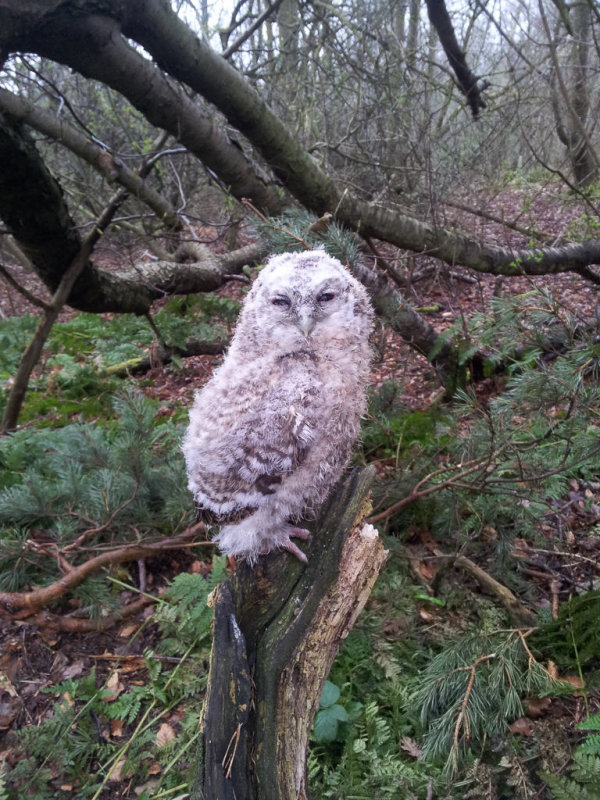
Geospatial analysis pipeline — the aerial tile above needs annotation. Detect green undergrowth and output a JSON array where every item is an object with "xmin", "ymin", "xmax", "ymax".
[
  {"xmin": 541, "ymin": 713, "xmax": 600, "ymax": 799},
  {"xmin": 0, "ymin": 389, "xmax": 193, "ymax": 596},
  {"xmin": 2, "ymin": 262, "xmax": 600, "ymax": 797},
  {"xmin": 5, "ymin": 563, "xmax": 226, "ymax": 800},
  {"xmin": 0, "ymin": 291, "xmax": 238, "ymax": 427},
  {"xmin": 368, "ymin": 292, "xmax": 600, "ymax": 594},
  {"xmin": 307, "ymin": 546, "xmax": 592, "ymax": 799}
]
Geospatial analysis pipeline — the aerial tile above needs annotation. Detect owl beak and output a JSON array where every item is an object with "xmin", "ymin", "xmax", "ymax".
[{"xmin": 297, "ymin": 313, "xmax": 316, "ymax": 337}]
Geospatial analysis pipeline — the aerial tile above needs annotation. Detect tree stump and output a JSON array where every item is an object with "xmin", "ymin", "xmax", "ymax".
[{"xmin": 191, "ymin": 465, "xmax": 387, "ymax": 800}]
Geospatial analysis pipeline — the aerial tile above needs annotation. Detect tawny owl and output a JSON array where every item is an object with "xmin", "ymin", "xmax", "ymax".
[{"xmin": 182, "ymin": 250, "xmax": 373, "ymax": 563}]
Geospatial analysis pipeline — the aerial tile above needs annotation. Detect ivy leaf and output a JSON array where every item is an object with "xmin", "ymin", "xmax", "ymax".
[
  {"xmin": 319, "ymin": 680, "xmax": 340, "ymax": 708},
  {"xmin": 313, "ymin": 704, "xmax": 348, "ymax": 742}
]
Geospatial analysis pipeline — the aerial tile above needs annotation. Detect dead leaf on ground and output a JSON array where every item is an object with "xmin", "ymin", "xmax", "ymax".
[
  {"xmin": 382, "ymin": 618, "xmax": 410, "ymax": 637},
  {"xmin": 400, "ymin": 735, "xmax": 423, "ymax": 758},
  {"xmin": 134, "ymin": 779, "xmax": 159, "ymax": 796},
  {"xmin": 416, "ymin": 560, "xmax": 436, "ymax": 581},
  {"xmin": 547, "ymin": 660, "xmax": 560, "ymax": 680},
  {"xmin": 108, "ymin": 757, "xmax": 128, "ymax": 782},
  {"xmin": 561, "ymin": 674, "xmax": 585, "ymax": 694},
  {"xmin": 118, "ymin": 623, "xmax": 138, "ymax": 638},
  {"xmin": 102, "ymin": 671, "xmax": 125, "ymax": 702},
  {"xmin": 509, "ymin": 717, "xmax": 533, "ymax": 736},
  {"xmin": 0, "ymin": 672, "xmax": 18, "ymax": 697},
  {"xmin": 156, "ymin": 722, "xmax": 176, "ymax": 747},
  {"xmin": 189, "ymin": 559, "xmax": 211, "ymax": 576},
  {"xmin": 61, "ymin": 660, "xmax": 86, "ymax": 681},
  {"xmin": 62, "ymin": 691, "xmax": 74, "ymax": 708},
  {"xmin": 0, "ymin": 699, "xmax": 20, "ymax": 729},
  {"xmin": 512, "ymin": 538, "xmax": 530, "ymax": 558},
  {"xmin": 524, "ymin": 697, "xmax": 552, "ymax": 717}
]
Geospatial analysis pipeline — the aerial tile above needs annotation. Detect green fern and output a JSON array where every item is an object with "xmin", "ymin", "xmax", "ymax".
[
  {"xmin": 542, "ymin": 714, "xmax": 600, "ymax": 799},
  {"xmin": 531, "ymin": 591, "xmax": 600, "ymax": 671},
  {"xmin": 155, "ymin": 557, "xmax": 227, "ymax": 655}
]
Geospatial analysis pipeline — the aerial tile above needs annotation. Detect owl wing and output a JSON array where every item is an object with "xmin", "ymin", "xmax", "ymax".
[{"xmin": 187, "ymin": 378, "xmax": 318, "ymax": 511}]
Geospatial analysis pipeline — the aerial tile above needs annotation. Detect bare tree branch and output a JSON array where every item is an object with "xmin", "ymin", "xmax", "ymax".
[
  {"xmin": 424, "ymin": 0, "xmax": 487, "ymax": 118},
  {"xmin": 0, "ymin": 87, "xmax": 180, "ymax": 226}
]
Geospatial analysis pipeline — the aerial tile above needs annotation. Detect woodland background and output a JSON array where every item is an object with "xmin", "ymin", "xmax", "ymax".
[{"xmin": 1, "ymin": 0, "xmax": 600, "ymax": 798}]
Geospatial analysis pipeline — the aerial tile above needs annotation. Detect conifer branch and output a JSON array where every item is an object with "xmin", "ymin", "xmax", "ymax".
[
  {"xmin": 368, "ymin": 454, "xmax": 495, "ymax": 523},
  {"xmin": 452, "ymin": 654, "xmax": 496, "ymax": 754},
  {"xmin": 431, "ymin": 553, "xmax": 536, "ymax": 626}
]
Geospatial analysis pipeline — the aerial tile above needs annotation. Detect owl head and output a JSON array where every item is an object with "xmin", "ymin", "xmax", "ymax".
[{"xmin": 232, "ymin": 250, "xmax": 373, "ymax": 354}]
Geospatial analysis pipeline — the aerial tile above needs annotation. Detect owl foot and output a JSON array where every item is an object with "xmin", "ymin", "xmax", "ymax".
[
  {"xmin": 281, "ymin": 526, "xmax": 311, "ymax": 563},
  {"xmin": 214, "ymin": 518, "xmax": 310, "ymax": 563}
]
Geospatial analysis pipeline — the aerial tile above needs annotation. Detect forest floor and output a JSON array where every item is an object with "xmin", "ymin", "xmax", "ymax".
[{"xmin": 1, "ymin": 187, "xmax": 600, "ymax": 797}]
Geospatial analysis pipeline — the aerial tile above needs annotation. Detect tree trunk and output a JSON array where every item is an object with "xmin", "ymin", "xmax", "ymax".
[{"xmin": 192, "ymin": 466, "xmax": 387, "ymax": 800}]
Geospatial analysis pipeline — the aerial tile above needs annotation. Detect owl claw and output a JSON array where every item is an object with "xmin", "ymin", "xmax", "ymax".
[
  {"xmin": 283, "ymin": 538, "xmax": 309, "ymax": 563},
  {"xmin": 282, "ymin": 526, "xmax": 311, "ymax": 562},
  {"xmin": 289, "ymin": 526, "xmax": 311, "ymax": 541}
]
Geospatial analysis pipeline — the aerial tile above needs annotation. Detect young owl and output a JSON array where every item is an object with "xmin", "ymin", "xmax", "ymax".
[{"xmin": 182, "ymin": 250, "xmax": 373, "ymax": 563}]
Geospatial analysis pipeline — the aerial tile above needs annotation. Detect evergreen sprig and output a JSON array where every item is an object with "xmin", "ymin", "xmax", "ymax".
[
  {"xmin": 415, "ymin": 631, "xmax": 564, "ymax": 775},
  {"xmin": 0, "ymin": 388, "xmax": 193, "ymax": 599},
  {"xmin": 254, "ymin": 208, "xmax": 361, "ymax": 267}
]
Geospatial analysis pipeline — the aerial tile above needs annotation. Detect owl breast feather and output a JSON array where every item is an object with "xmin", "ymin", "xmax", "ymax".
[{"xmin": 183, "ymin": 349, "xmax": 362, "ymax": 524}]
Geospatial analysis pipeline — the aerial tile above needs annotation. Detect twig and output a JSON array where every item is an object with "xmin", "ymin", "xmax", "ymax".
[
  {"xmin": 18, "ymin": 595, "xmax": 155, "ymax": 632},
  {"xmin": 453, "ymin": 654, "xmax": 496, "ymax": 751},
  {"xmin": 516, "ymin": 629, "xmax": 557, "ymax": 680},
  {"xmin": 0, "ymin": 262, "xmax": 50, "ymax": 310},
  {"xmin": 62, "ymin": 489, "xmax": 140, "ymax": 552},
  {"xmin": 368, "ymin": 455, "xmax": 492, "ymax": 524},
  {"xmin": 222, "ymin": 723, "xmax": 243, "ymax": 779},
  {"xmin": 0, "ymin": 131, "xmax": 171, "ymax": 433},
  {"xmin": 446, "ymin": 554, "xmax": 536, "ymax": 625},
  {"xmin": 0, "ymin": 524, "xmax": 207, "ymax": 616},
  {"xmin": 88, "ymin": 653, "xmax": 182, "ymax": 664},
  {"xmin": 223, "ymin": 0, "xmax": 285, "ymax": 58},
  {"xmin": 523, "ymin": 545, "xmax": 600, "ymax": 568}
]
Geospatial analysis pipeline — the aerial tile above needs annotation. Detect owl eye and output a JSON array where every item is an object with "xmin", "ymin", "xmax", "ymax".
[
  {"xmin": 318, "ymin": 292, "xmax": 335, "ymax": 303},
  {"xmin": 271, "ymin": 296, "xmax": 291, "ymax": 308}
]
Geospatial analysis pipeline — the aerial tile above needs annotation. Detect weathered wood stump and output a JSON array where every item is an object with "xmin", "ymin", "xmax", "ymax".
[{"xmin": 191, "ymin": 465, "xmax": 387, "ymax": 800}]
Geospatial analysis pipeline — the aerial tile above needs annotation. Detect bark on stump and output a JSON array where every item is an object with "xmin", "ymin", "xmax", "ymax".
[{"xmin": 192, "ymin": 465, "xmax": 387, "ymax": 800}]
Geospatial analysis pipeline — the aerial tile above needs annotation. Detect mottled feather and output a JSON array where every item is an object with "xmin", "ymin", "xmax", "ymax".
[{"xmin": 182, "ymin": 250, "xmax": 373, "ymax": 562}]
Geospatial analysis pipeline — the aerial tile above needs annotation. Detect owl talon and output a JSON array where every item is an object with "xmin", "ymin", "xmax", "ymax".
[
  {"xmin": 289, "ymin": 526, "xmax": 311, "ymax": 541},
  {"xmin": 283, "ymin": 538, "xmax": 309, "ymax": 563}
]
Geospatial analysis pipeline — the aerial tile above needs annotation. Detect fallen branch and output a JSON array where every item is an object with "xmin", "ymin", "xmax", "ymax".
[
  {"xmin": 15, "ymin": 595, "xmax": 155, "ymax": 632},
  {"xmin": 104, "ymin": 338, "xmax": 227, "ymax": 377},
  {"xmin": 0, "ymin": 524, "xmax": 208, "ymax": 616},
  {"xmin": 0, "ymin": 129, "xmax": 171, "ymax": 432},
  {"xmin": 432, "ymin": 553, "xmax": 536, "ymax": 626}
]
